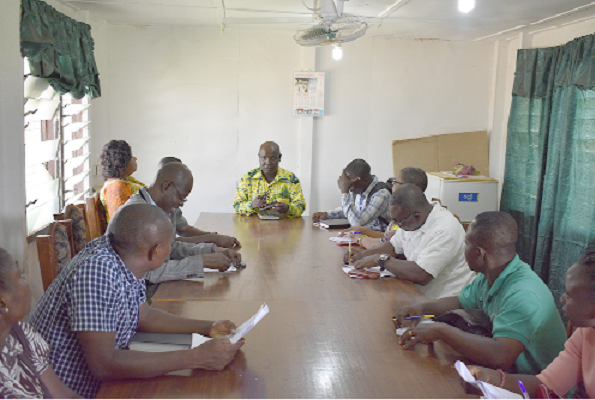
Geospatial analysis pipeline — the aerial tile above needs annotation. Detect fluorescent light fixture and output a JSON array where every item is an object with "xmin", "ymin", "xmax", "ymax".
[
  {"xmin": 458, "ymin": 0, "xmax": 474, "ymax": 13},
  {"xmin": 332, "ymin": 44, "xmax": 343, "ymax": 60}
]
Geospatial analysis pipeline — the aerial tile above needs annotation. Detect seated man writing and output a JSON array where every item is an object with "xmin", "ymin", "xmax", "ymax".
[
  {"xmin": 462, "ymin": 247, "xmax": 595, "ymax": 398},
  {"xmin": 30, "ymin": 204, "xmax": 244, "ymax": 398},
  {"xmin": 233, "ymin": 141, "xmax": 306, "ymax": 218},
  {"xmin": 158, "ymin": 157, "xmax": 241, "ymax": 249},
  {"xmin": 312, "ymin": 159, "xmax": 391, "ymax": 232},
  {"xmin": 351, "ymin": 184, "xmax": 474, "ymax": 299},
  {"xmin": 107, "ymin": 162, "xmax": 241, "ymax": 284},
  {"xmin": 342, "ymin": 166, "xmax": 428, "ymax": 249},
  {"xmin": 396, "ymin": 211, "xmax": 566, "ymax": 374}
]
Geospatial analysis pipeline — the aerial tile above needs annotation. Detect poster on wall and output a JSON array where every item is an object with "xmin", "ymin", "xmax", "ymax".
[{"xmin": 293, "ymin": 72, "xmax": 324, "ymax": 117}]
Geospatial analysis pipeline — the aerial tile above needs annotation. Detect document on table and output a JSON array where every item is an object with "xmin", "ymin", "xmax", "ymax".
[
  {"xmin": 342, "ymin": 265, "xmax": 396, "ymax": 278},
  {"xmin": 329, "ymin": 236, "xmax": 356, "ymax": 244},
  {"xmin": 190, "ymin": 303, "xmax": 270, "ymax": 347},
  {"xmin": 455, "ymin": 361, "xmax": 522, "ymax": 399}
]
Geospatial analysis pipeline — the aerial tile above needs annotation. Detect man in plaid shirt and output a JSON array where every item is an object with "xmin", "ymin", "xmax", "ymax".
[
  {"xmin": 233, "ymin": 141, "xmax": 306, "ymax": 217},
  {"xmin": 312, "ymin": 159, "xmax": 391, "ymax": 232},
  {"xmin": 31, "ymin": 204, "xmax": 244, "ymax": 398}
]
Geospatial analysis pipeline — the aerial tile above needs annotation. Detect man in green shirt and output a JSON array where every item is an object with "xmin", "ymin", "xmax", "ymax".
[{"xmin": 396, "ymin": 211, "xmax": 566, "ymax": 374}]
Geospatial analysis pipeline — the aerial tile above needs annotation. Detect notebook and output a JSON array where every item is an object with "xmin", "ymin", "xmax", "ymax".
[
  {"xmin": 258, "ymin": 209, "xmax": 283, "ymax": 220},
  {"xmin": 319, "ymin": 219, "xmax": 350, "ymax": 229}
]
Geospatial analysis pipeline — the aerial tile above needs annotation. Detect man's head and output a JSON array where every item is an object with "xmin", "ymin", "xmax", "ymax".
[
  {"xmin": 158, "ymin": 156, "xmax": 182, "ymax": 169},
  {"xmin": 464, "ymin": 212, "xmax": 518, "ymax": 274},
  {"xmin": 151, "ymin": 162, "xmax": 193, "ymax": 213},
  {"xmin": 561, "ymin": 247, "xmax": 595, "ymax": 328},
  {"xmin": 395, "ymin": 167, "xmax": 427, "ymax": 193},
  {"xmin": 344, "ymin": 159, "xmax": 372, "ymax": 193},
  {"xmin": 389, "ymin": 183, "xmax": 431, "ymax": 231},
  {"xmin": 259, "ymin": 141, "xmax": 281, "ymax": 176},
  {"xmin": 110, "ymin": 204, "xmax": 174, "ymax": 276}
]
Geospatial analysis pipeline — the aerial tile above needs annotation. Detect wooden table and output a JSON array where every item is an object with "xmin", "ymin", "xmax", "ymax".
[{"xmin": 98, "ymin": 213, "xmax": 472, "ymax": 398}]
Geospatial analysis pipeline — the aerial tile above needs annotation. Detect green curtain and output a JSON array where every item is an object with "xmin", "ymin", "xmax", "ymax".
[
  {"xmin": 20, "ymin": 0, "xmax": 101, "ymax": 99},
  {"xmin": 501, "ymin": 33, "xmax": 595, "ymax": 307}
]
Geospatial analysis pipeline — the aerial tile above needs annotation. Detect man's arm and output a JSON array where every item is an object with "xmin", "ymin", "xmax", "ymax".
[
  {"xmin": 401, "ymin": 323, "xmax": 525, "ymax": 370},
  {"xmin": 76, "ymin": 303, "xmax": 244, "ymax": 381},
  {"xmin": 341, "ymin": 189, "xmax": 390, "ymax": 228},
  {"xmin": 233, "ymin": 175, "xmax": 257, "ymax": 215},
  {"xmin": 280, "ymin": 179, "xmax": 306, "ymax": 217},
  {"xmin": 382, "ymin": 257, "xmax": 434, "ymax": 285},
  {"xmin": 176, "ymin": 224, "xmax": 212, "ymax": 237},
  {"xmin": 346, "ymin": 241, "xmax": 395, "ymax": 263}
]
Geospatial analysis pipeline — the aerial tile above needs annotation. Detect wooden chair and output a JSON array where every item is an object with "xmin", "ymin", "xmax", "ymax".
[
  {"xmin": 85, "ymin": 193, "xmax": 108, "ymax": 240},
  {"xmin": 55, "ymin": 203, "xmax": 88, "ymax": 255},
  {"xmin": 36, "ymin": 221, "xmax": 73, "ymax": 291}
]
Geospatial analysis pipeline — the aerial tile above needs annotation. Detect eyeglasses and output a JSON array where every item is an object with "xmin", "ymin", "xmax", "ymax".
[
  {"xmin": 170, "ymin": 182, "xmax": 188, "ymax": 204},
  {"xmin": 394, "ymin": 211, "xmax": 419, "ymax": 226}
]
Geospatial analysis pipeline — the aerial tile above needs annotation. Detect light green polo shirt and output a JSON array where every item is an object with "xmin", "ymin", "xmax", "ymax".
[{"xmin": 458, "ymin": 255, "xmax": 566, "ymax": 374}]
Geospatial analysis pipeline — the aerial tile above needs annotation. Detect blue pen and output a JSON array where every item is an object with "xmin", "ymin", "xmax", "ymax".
[{"xmin": 518, "ymin": 380, "xmax": 529, "ymax": 399}]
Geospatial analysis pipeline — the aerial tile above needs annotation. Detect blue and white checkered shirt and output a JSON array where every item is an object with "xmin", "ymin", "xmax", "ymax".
[{"xmin": 30, "ymin": 235, "xmax": 146, "ymax": 398}]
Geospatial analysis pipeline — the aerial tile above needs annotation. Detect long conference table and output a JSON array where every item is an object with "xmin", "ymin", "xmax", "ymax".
[{"xmin": 98, "ymin": 213, "xmax": 473, "ymax": 398}]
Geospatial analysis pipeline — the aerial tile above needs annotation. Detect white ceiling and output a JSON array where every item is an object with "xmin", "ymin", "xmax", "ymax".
[{"xmin": 59, "ymin": 0, "xmax": 595, "ymax": 41}]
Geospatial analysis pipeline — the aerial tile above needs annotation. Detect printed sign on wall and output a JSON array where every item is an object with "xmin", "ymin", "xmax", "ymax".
[{"xmin": 293, "ymin": 72, "xmax": 325, "ymax": 117}]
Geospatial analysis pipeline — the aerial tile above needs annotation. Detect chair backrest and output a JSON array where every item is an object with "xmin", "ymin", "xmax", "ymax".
[
  {"xmin": 85, "ymin": 193, "xmax": 107, "ymax": 240},
  {"xmin": 36, "ymin": 221, "xmax": 72, "ymax": 291},
  {"xmin": 62, "ymin": 204, "xmax": 87, "ymax": 255}
]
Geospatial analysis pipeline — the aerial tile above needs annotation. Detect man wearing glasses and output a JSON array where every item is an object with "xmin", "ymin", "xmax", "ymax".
[
  {"xmin": 107, "ymin": 162, "xmax": 241, "ymax": 285},
  {"xmin": 351, "ymin": 184, "xmax": 475, "ymax": 299}
]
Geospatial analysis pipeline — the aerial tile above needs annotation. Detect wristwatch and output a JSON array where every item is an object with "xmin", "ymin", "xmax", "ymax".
[{"xmin": 378, "ymin": 254, "xmax": 390, "ymax": 271}]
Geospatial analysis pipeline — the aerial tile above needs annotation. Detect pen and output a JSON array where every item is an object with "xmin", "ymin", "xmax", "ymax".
[
  {"xmin": 404, "ymin": 315, "xmax": 435, "ymax": 320},
  {"xmin": 518, "ymin": 380, "xmax": 529, "ymax": 399}
]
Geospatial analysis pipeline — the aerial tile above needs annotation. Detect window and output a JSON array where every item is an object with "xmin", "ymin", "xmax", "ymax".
[{"xmin": 24, "ymin": 59, "xmax": 92, "ymax": 234}]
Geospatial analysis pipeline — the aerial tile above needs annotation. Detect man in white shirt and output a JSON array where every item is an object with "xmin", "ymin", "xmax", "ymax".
[{"xmin": 352, "ymin": 183, "xmax": 475, "ymax": 299}]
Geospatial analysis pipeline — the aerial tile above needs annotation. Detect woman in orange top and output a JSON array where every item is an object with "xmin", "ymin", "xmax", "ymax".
[{"xmin": 99, "ymin": 140, "xmax": 145, "ymax": 221}]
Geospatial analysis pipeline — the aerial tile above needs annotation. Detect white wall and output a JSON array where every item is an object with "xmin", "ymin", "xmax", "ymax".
[
  {"xmin": 0, "ymin": 0, "xmax": 27, "ymax": 265},
  {"xmin": 94, "ymin": 26, "xmax": 494, "ymax": 222}
]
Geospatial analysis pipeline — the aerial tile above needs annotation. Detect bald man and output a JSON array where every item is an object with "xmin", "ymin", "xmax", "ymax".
[
  {"xmin": 312, "ymin": 159, "xmax": 392, "ymax": 232},
  {"xmin": 31, "ymin": 204, "xmax": 244, "ymax": 398},
  {"xmin": 351, "ymin": 184, "xmax": 474, "ymax": 299},
  {"xmin": 396, "ymin": 211, "xmax": 566, "ymax": 375},
  {"xmin": 107, "ymin": 162, "xmax": 241, "ymax": 284},
  {"xmin": 233, "ymin": 141, "xmax": 306, "ymax": 217},
  {"xmin": 157, "ymin": 157, "xmax": 241, "ymax": 249}
]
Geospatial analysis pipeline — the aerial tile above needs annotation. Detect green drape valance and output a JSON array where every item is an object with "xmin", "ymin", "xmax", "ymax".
[
  {"xmin": 21, "ymin": 0, "xmax": 101, "ymax": 99},
  {"xmin": 513, "ymin": 33, "xmax": 595, "ymax": 98}
]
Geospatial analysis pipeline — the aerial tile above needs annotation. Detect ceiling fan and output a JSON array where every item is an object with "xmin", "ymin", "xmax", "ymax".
[{"xmin": 293, "ymin": 0, "xmax": 368, "ymax": 47}]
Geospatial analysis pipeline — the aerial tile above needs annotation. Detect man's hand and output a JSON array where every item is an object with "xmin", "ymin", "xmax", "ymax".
[
  {"xmin": 209, "ymin": 234, "xmax": 242, "ymax": 249},
  {"xmin": 460, "ymin": 366, "xmax": 499, "ymax": 396},
  {"xmin": 353, "ymin": 254, "xmax": 380, "ymax": 270},
  {"xmin": 337, "ymin": 169, "xmax": 357, "ymax": 194},
  {"xmin": 213, "ymin": 248, "xmax": 242, "ymax": 267},
  {"xmin": 251, "ymin": 195, "xmax": 267, "ymax": 209},
  {"xmin": 209, "ymin": 320, "xmax": 236, "ymax": 338},
  {"xmin": 272, "ymin": 201, "xmax": 289, "ymax": 214},
  {"xmin": 395, "ymin": 303, "xmax": 426, "ymax": 327},
  {"xmin": 312, "ymin": 212, "xmax": 328, "ymax": 223},
  {"xmin": 342, "ymin": 248, "xmax": 365, "ymax": 264},
  {"xmin": 203, "ymin": 253, "xmax": 232, "ymax": 271},
  {"xmin": 190, "ymin": 338, "xmax": 245, "ymax": 370},
  {"xmin": 400, "ymin": 321, "xmax": 448, "ymax": 349}
]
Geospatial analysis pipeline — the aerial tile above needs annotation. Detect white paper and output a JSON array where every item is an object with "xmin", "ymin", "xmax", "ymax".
[
  {"xmin": 455, "ymin": 361, "xmax": 522, "ymax": 399},
  {"xmin": 227, "ymin": 303, "xmax": 269, "ymax": 344},
  {"xmin": 203, "ymin": 263, "xmax": 238, "ymax": 273},
  {"xmin": 191, "ymin": 333, "xmax": 212, "ymax": 348},
  {"xmin": 329, "ymin": 236, "xmax": 356, "ymax": 244},
  {"xmin": 342, "ymin": 266, "xmax": 396, "ymax": 279}
]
